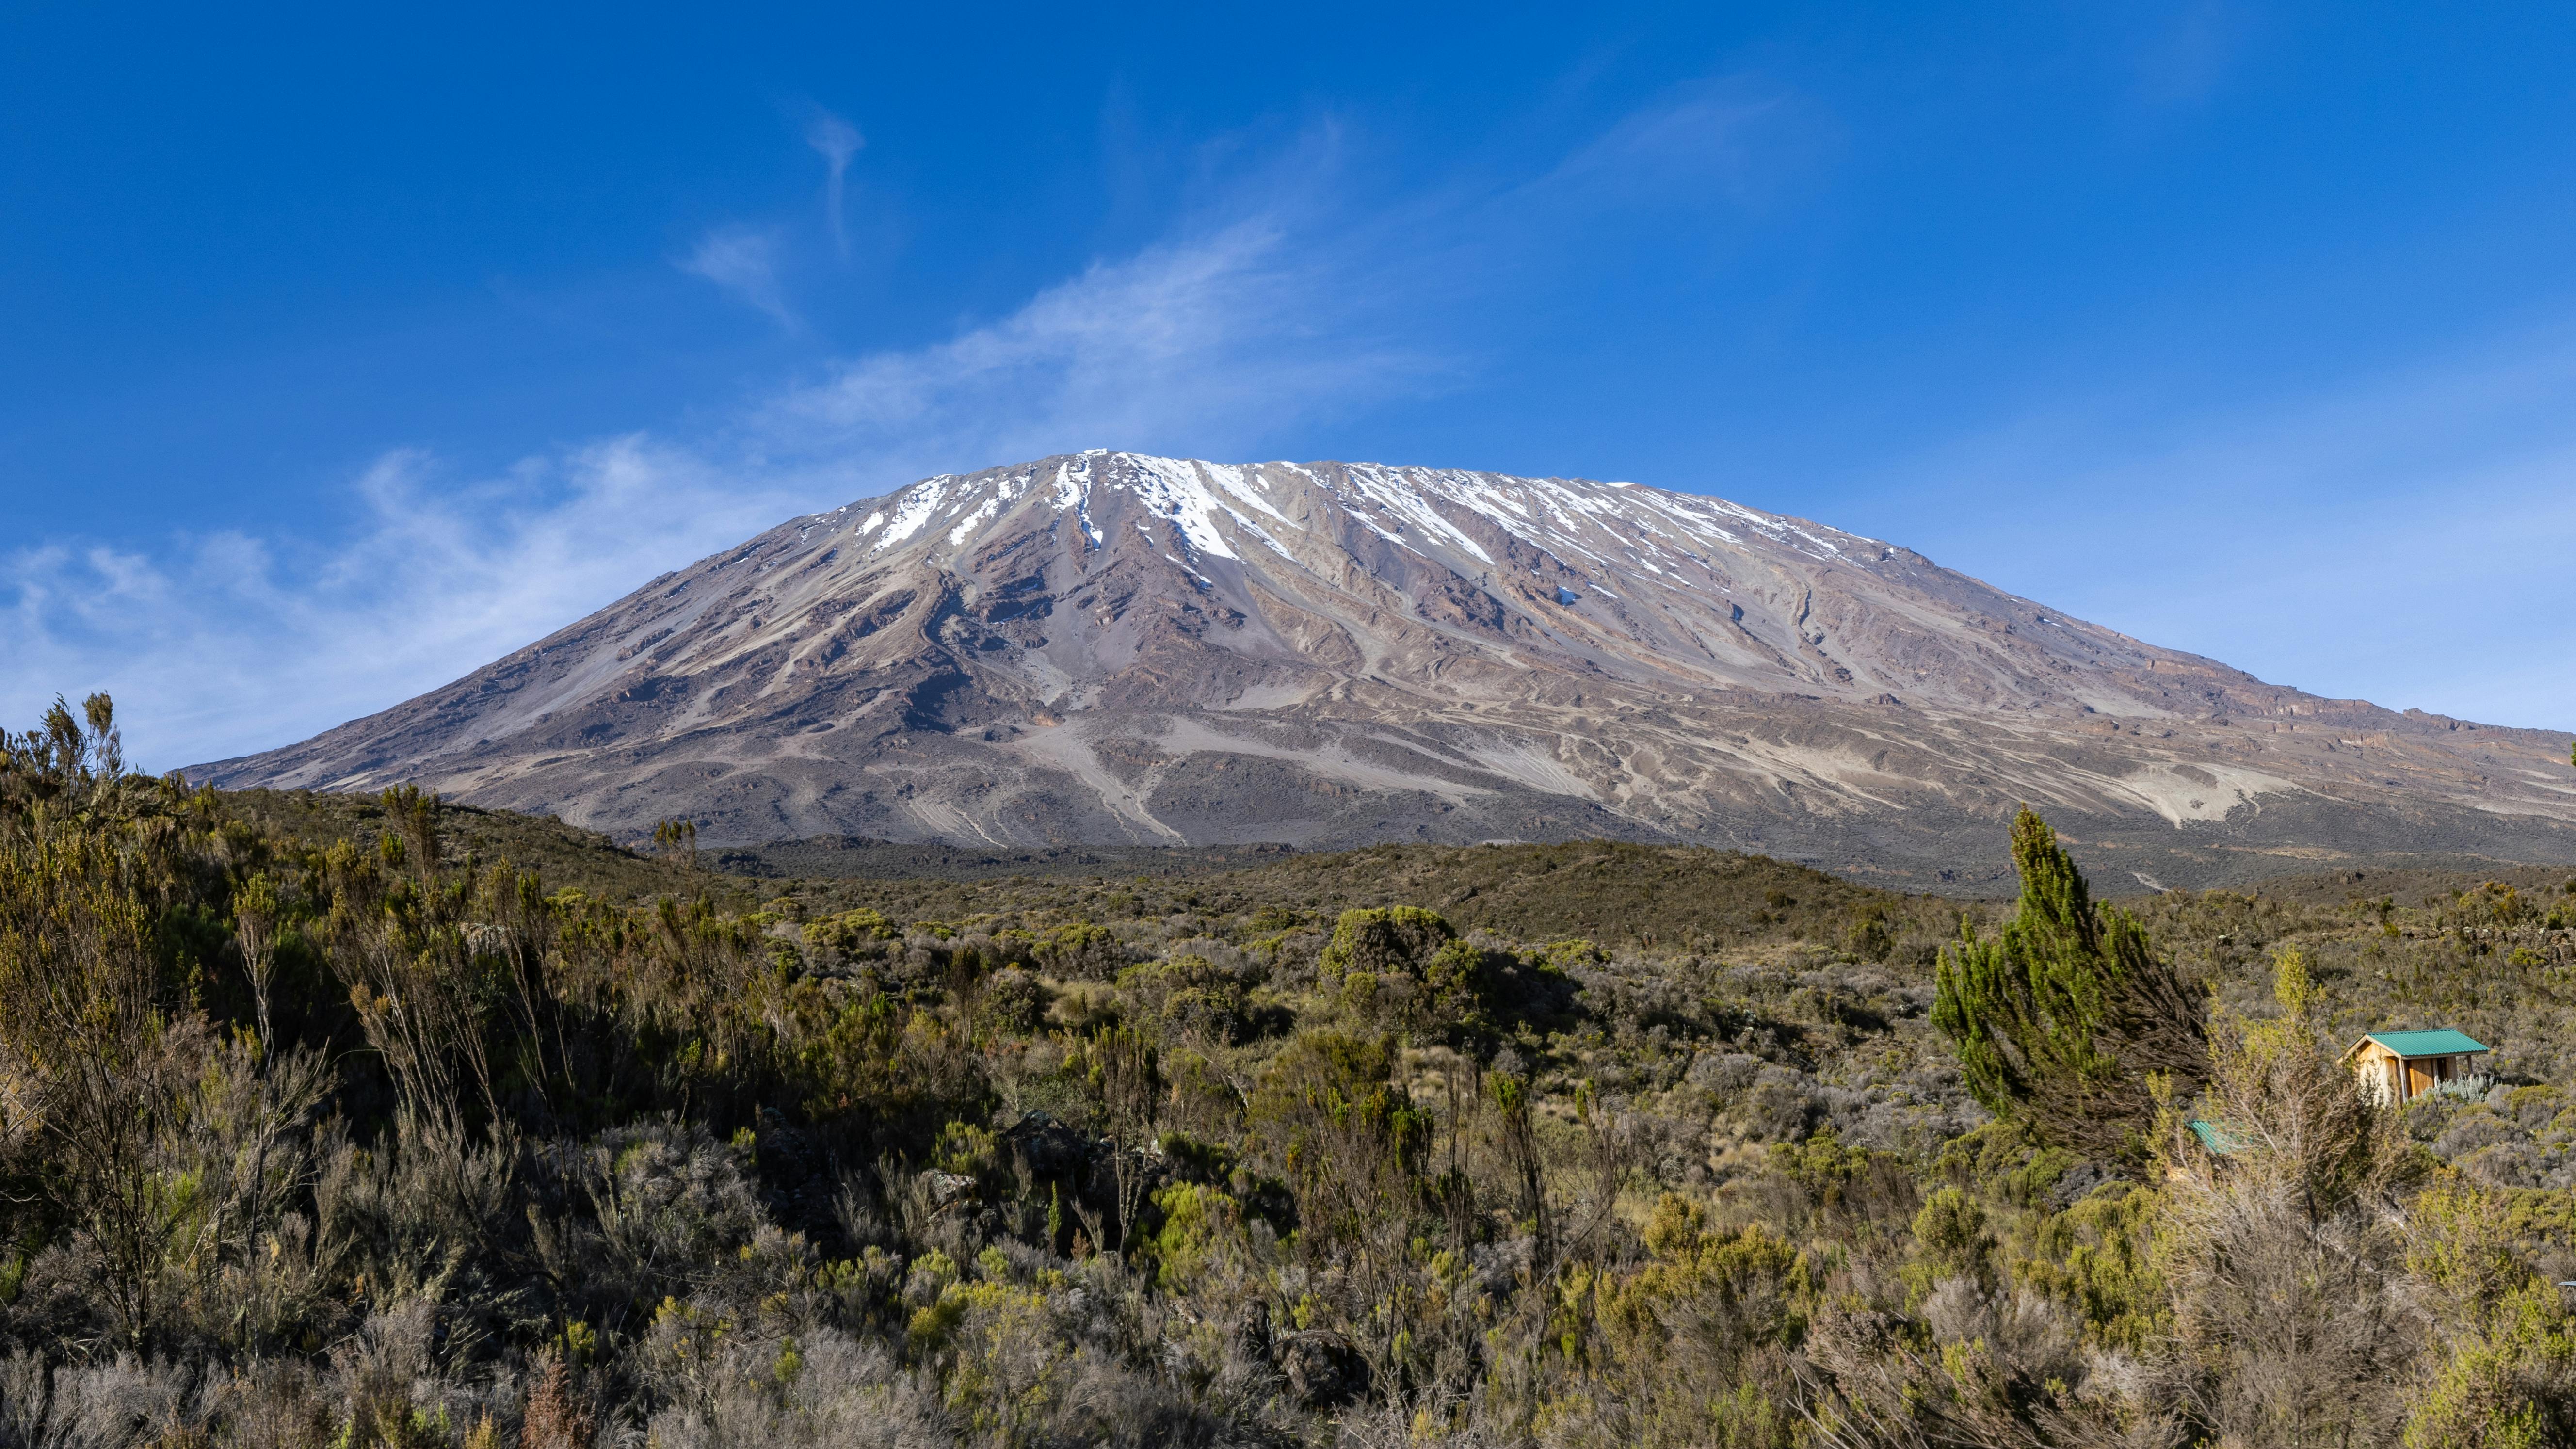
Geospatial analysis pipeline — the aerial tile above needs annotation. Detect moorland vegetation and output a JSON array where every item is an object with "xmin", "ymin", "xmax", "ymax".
[{"xmin": 5, "ymin": 694, "xmax": 2576, "ymax": 1447}]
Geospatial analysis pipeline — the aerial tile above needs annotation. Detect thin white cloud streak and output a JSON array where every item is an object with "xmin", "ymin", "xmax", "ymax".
[
  {"xmin": 805, "ymin": 110, "xmax": 864, "ymax": 256},
  {"xmin": 754, "ymin": 217, "xmax": 1432, "ymax": 469},
  {"xmin": 1529, "ymin": 77, "xmax": 1829, "ymax": 214},
  {"xmin": 679, "ymin": 225, "xmax": 796, "ymax": 327},
  {"xmin": 0, "ymin": 181, "xmax": 1443, "ymax": 771}
]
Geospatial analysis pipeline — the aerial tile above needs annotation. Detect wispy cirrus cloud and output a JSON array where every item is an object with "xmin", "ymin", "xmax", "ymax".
[
  {"xmin": 1530, "ymin": 76, "xmax": 1829, "ymax": 213},
  {"xmin": 754, "ymin": 215, "xmax": 1431, "ymax": 468},
  {"xmin": 2, "ymin": 440, "xmax": 805, "ymax": 768},
  {"xmin": 805, "ymin": 109, "xmax": 864, "ymax": 256},
  {"xmin": 679, "ymin": 225, "xmax": 796, "ymax": 328}
]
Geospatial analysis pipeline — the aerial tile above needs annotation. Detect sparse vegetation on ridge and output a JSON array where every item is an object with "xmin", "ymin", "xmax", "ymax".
[{"xmin": 7, "ymin": 694, "xmax": 2576, "ymax": 1446}]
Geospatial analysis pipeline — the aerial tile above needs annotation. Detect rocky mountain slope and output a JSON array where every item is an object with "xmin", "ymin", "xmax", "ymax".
[{"xmin": 191, "ymin": 452, "xmax": 2576, "ymax": 888}]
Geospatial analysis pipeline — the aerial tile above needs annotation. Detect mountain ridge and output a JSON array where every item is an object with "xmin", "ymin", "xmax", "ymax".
[{"xmin": 190, "ymin": 451, "xmax": 2576, "ymax": 888}]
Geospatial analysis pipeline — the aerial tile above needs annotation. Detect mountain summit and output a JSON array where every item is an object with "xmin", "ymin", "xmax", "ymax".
[{"xmin": 193, "ymin": 452, "xmax": 2576, "ymax": 887}]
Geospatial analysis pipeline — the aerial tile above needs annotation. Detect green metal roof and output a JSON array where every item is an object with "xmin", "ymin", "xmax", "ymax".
[
  {"xmin": 2359, "ymin": 1029, "xmax": 2488, "ymax": 1058},
  {"xmin": 2189, "ymin": 1118, "xmax": 2249, "ymax": 1154}
]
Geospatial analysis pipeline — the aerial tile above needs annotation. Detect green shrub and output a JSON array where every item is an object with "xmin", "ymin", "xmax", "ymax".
[
  {"xmin": 803, "ymin": 907, "xmax": 898, "ymax": 957},
  {"xmin": 975, "ymin": 967, "xmax": 1047, "ymax": 1036}
]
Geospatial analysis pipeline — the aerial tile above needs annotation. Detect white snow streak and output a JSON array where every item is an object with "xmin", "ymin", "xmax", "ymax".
[
  {"xmin": 946, "ymin": 495, "xmax": 1000, "ymax": 547},
  {"xmin": 1119, "ymin": 453, "xmax": 1296, "ymax": 561},
  {"xmin": 873, "ymin": 475, "xmax": 956, "ymax": 550}
]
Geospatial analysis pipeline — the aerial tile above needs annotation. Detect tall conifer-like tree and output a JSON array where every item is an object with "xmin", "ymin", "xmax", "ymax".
[{"xmin": 1933, "ymin": 807, "xmax": 2207, "ymax": 1162}]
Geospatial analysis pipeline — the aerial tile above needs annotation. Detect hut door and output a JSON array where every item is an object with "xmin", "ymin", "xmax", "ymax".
[{"xmin": 2407, "ymin": 1059, "xmax": 2437, "ymax": 1098}]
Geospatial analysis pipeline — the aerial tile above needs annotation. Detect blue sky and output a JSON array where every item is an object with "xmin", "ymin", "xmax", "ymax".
[{"xmin": 6, "ymin": 2, "xmax": 2574, "ymax": 767}]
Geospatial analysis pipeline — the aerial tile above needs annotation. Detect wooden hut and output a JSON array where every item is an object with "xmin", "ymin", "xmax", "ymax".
[{"xmin": 2340, "ymin": 1029, "xmax": 2489, "ymax": 1105}]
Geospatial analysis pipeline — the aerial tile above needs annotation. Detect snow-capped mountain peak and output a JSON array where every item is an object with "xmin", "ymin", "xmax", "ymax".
[{"xmin": 192, "ymin": 451, "xmax": 2576, "ymax": 887}]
